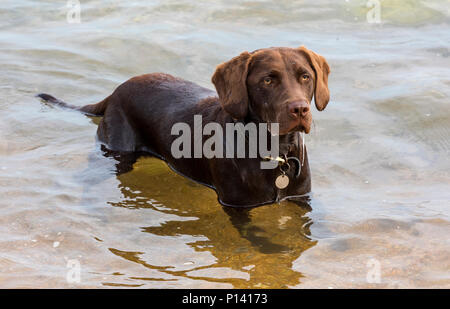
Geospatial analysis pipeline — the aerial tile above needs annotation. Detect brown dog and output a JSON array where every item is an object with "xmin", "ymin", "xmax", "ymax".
[{"xmin": 38, "ymin": 46, "xmax": 330, "ymax": 207}]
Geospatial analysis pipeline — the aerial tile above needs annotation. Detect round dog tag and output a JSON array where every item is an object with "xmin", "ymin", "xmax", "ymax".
[{"xmin": 275, "ymin": 174, "xmax": 289, "ymax": 189}]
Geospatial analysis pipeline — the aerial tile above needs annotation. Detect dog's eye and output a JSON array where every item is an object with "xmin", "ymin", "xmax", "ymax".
[
  {"xmin": 301, "ymin": 74, "xmax": 310, "ymax": 82},
  {"xmin": 264, "ymin": 77, "xmax": 272, "ymax": 85}
]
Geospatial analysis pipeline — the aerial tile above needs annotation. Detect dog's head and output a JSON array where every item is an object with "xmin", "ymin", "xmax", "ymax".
[{"xmin": 212, "ymin": 46, "xmax": 330, "ymax": 135}]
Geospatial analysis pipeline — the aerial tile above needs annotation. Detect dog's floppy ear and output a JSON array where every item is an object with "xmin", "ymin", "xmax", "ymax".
[
  {"xmin": 298, "ymin": 46, "xmax": 331, "ymax": 111},
  {"xmin": 212, "ymin": 52, "xmax": 252, "ymax": 120}
]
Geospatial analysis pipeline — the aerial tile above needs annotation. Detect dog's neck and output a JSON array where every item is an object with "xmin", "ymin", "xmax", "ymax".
[{"xmin": 232, "ymin": 113, "xmax": 302, "ymax": 158}]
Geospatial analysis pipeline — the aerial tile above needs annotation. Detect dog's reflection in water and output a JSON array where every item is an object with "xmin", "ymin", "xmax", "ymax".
[{"xmin": 94, "ymin": 151, "xmax": 317, "ymax": 288}]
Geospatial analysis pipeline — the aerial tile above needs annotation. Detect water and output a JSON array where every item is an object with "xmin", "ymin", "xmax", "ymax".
[{"xmin": 0, "ymin": 0, "xmax": 449, "ymax": 288}]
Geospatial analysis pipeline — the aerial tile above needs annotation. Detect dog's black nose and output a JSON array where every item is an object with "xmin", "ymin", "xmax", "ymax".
[{"xmin": 288, "ymin": 101, "xmax": 309, "ymax": 118}]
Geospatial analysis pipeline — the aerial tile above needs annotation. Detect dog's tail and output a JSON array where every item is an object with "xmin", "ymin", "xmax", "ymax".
[{"xmin": 36, "ymin": 93, "xmax": 109, "ymax": 116}]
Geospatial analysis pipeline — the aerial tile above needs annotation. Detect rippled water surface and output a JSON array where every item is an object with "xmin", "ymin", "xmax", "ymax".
[{"xmin": 0, "ymin": 0, "xmax": 449, "ymax": 288}]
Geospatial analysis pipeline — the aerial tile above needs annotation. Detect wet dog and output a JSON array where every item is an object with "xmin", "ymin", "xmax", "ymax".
[{"xmin": 38, "ymin": 46, "xmax": 330, "ymax": 207}]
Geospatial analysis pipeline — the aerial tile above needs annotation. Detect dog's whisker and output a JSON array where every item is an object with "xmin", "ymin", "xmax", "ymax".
[{"xmin": 302, "ymin": 131, "xmax": 305, "ymax": 166}]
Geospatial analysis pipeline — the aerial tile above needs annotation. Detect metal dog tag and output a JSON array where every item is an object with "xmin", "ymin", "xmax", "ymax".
[{"xmin": 275, "ymin": 174, "xmax": 289, "ymax": 189}]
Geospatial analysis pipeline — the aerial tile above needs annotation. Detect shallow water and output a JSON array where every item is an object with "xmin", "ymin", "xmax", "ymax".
[{"xmin": 0, "ymin": 0, "xmax": 449, "ymax": 288}]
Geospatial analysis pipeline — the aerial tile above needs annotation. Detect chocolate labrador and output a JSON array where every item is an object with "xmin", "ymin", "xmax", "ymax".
[{"xmin": 37, "ymin": 46, "xmax": 330, "ymax": 207}]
